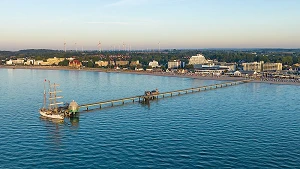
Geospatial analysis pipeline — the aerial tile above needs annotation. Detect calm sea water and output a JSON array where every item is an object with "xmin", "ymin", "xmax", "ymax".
[{"xmin": 0, "ymin": 68, "xmax": 299, "ymax": 168}]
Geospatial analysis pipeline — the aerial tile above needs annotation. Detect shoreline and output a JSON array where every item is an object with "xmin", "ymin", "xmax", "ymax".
[{"xmin": 1, "ymin": 65, "xmax": 299, "ymax": 86}]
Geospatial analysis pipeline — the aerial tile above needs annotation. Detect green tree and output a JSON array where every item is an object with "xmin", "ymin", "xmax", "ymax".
[
  {"xmin": 184, "ymin": 64, "xmax": 194, "ymax": 70},
  {"xmin": 282, "ymin": 56, "xmax": 293, "ymax": 65},
  {"xmin": 58, "ymin": 59, "xmax": 69, "ymax": 66}
]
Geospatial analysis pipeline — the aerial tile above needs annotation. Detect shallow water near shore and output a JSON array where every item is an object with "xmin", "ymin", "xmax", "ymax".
[{"xmin": 0, "ymin": 68, "xmax": 299, "ymax": 168}]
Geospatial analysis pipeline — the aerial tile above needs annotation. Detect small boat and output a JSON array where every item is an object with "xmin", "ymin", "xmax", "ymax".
[{"xmin": 39, "ymin": 80, "xmax": 65, "ymax": 120}]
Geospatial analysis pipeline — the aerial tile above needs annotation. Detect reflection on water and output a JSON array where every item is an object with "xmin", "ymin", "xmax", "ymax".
[
  {"xmin": 40, "ymin": 116, "xmax": 64, "ymax": 147},
  {"xmin": 67, "ymin": 116, "xmax": 80, "ymax": 129},
  {"xmin": 40, "ymin": 116, "xmax": 80, "ymax": 147}
]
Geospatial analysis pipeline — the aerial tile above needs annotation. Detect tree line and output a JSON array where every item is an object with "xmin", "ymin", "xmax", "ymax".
[{"xmin": 1, "ymin": 49, "xmax": 300, "ymax": 67}]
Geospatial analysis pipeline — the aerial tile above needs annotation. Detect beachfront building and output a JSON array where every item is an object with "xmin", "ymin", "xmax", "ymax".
[
  {"xmin": 11, "ymin": 58, "xmax": 25, "ymax": 65},
  {"xmin": 149, "ymin": 60, "xmax": 159, "ymax": 68},
  {"xmin": 242, "ymin": 61, "xmax": 282, "ymax": 72},
  {"xmin": 34, "ymin": 60, "xmax": 44, "ymax": 66},
  {"xmin": 116, "ymin": 61, "xmax": 129, "ymax": 66},
  {"xmin": 24, "ymin": 59, "xmax": 34, "ymax": 66},
  {"xmin": 6, "ymin": 59, "xmax": 13, "ymax": 65},
  {"xmin": 194, "ymin": 65, "xmax": 227, "ymax": 76},
  {"xmin": 47, "ymin": 57, "xmax": 65, "ymax": 65},
  {"xmin": 263, "ymin": 63, "xmax": 282, "ymax": 71},
  {"xmin": 216, "ymin": 62, "xmax": 237, "ymax": 71},
  {"xmin": 95, "ymin": 61, "xmax": 109, "ymax": 67},
  {"xmin": 168, "ymin": 60, "xmax": 181, "ymax": 69},
  {"xmin": 69, "ymin": 60, "xmax": 82, "ymax": 68},
  {"xmin": 130, "ymin": 60, "xmax": 140, "ymax": 67},
  {"xmin": 242, "ymin": 61, "xmax": 264, "ymax": 72},
  {"xmin": 189, "ymin": 54, "xmax": 208, "ymax": 65},
  {"xmin": 234, "ymin": 71, "xmax": 242, "ymax": 77}
]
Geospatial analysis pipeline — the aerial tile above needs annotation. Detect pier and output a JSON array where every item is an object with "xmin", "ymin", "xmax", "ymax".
[{"xmin": 78, "ymin": 80, "xmax": 252, "ymax": 111}]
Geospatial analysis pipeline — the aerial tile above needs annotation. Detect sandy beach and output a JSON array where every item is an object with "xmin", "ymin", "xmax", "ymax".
[{"xmin": 1, "ymin": 65, "xmax": 299, "ymax": 86}]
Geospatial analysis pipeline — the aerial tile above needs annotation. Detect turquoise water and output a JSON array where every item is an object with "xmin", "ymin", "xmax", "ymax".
[{"xmin": 0, "ymin": 68, "xmax": 299, "ymax": 168}]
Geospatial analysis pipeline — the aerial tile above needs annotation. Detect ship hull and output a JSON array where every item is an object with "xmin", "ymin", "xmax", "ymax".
[{"xmin": 39, "ymin": 110, "xmax": 64, "ymax": 120}]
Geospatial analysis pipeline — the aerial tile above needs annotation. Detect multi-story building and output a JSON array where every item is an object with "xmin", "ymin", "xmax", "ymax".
[
  {"xmin": 12, "ymin": 58, "xmax": 25, "ymax": 65},
  {"xmin": 116, "ymin": 61, "xmax": 129, "ymax": 66},
  {"xmin": 242, "ymin": 61, "xmax": 264, "ymax": 72},
  {"xmin": 263, "ymin": 63, "xmax": 282, "ymax": 71},
  {"xmin": 47, "ymin": 57, "xmax": 65, "ymax": 65},
  {"xmin": 95, "ymin": 61, "xmax": 109, "ymax": 67},
  {"xmin": 189, "ymin": 54, "xmax": 208, "ymax": 65},
  {"xmin": 168, "ymin": 60, "xmax": 181, "ymax": 69},
  {"xmin": 242, "ymin": 61, "xmax": 282, "ymax": 72}
]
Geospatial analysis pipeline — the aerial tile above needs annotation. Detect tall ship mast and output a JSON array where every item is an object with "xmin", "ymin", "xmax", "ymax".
[{"xmin": 40, "ymin": 80, "xmax": 65, "ymax": 119}]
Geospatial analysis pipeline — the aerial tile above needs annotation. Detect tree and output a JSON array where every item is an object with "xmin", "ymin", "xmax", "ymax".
[
  {"xmin": 58, "ymin": 59, "xmax": 69, "ymax": 66},
  {"xmin": 184, "ymin": 64, "xmax": 194, "ymax": 70},
  {"xmin": 87, "ymin": 60, "xmax": 94, "ymax": 68},
  {"xmin": 282, "ymin": 56, "xmax": 293, "ymax": 65}
]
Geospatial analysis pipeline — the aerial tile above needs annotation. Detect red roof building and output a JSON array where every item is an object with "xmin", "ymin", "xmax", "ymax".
[{"xmin": 69, "ymin": 60, "xmax": 82, "ymax": 68}]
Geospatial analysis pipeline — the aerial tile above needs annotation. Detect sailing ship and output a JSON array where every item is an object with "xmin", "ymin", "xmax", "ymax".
[{"xmin": 39, "ymin": 80, "xmax": 65, "ymax": 120}]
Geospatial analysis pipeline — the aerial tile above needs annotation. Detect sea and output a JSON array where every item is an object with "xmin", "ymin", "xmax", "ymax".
[{"xmin": 0, "ymin": 68, "xmax": 299, "ymax": 169}]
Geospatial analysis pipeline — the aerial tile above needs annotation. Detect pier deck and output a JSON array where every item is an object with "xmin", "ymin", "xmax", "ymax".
[{"xmin": 78, "ymin": 80, "xmax": 251, "ymax": 111}]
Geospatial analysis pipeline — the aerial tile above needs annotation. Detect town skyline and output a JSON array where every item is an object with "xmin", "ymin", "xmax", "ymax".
[{"xmin": 0, "ymin": 0, "xmax": 299, "ymax": 51}]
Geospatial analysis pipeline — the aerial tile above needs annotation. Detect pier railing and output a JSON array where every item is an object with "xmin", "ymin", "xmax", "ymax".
[{"xmin": 78, "ymin": 80, "xmax": 252, "ymax": 111}]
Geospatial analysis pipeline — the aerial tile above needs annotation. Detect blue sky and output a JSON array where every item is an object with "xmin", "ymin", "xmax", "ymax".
[{"xmin": 0, "ymin": 0, "xmax": 299, "ymax": 50}]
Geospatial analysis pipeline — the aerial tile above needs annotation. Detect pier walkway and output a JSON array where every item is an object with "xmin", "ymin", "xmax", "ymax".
[{"xmin": 78, "ymin": 80, "xmax": 252, "ymax": 111}]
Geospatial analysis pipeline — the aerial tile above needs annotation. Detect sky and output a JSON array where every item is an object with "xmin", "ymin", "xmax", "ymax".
[{"xmin": 0, "ymin": 0, "xmax": 299, "ymax": 51}]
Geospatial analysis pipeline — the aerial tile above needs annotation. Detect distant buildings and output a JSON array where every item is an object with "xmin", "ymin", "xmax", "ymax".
[
  {"xmin": 116, "ymin": 61, "xmax": 129, "ymax": 66},
  {"xmin": 95, "ymin": 61, "xmax": 109, "ymax": 67},
  {"xmin": 24, "ymin": 59, "xmax": 34, "ymax": 65},
  {"xmin": 242, "ymin": 61, "xmax": 282, "ymax": 72},
  {"xmin": 263, "ymin": 62, "xmax": 282, "ymax": 71},
  {"xmin": 6, "ymin": 59, "xmax": 13, "ymax": 65},
  {"xmin": 149, "ymin": 60, "xmax": 159, "ymax": 68},
  {"xmin": 46, "ymin": 57, "xmax": 65, "ymax": 65},
  {"xmin": 7, "ymin": 58, "xmax": 24, "ymax": 65},
  {"xmin": 69, "ymin": 60, "xmax": 82, "ymax": 68},
  {"xmin": 130, "ymin": 60, "xmax": 140, "ymax": 67},
  {"xmin": 168, "ymin": 60, "xmax": 181, "ymax": 69},
  {"xmin": 189, "ymin": 54, "xmax": 208, "ymax": 65}
]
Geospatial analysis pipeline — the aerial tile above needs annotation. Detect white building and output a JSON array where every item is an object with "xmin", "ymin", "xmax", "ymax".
[
  {"xmin": 12, "ymin": 59, "xmax": 24, "ymax": 65},
  {"xmin": 189, "ymin": 54, "xmax": 208, "ymax": 65},
  {"xmin": 95, "ymin": 61, "xmax": 109, "ymax": 67},
  {"xmin": 6, "ymin": 59, "xmax": 13, "ymax": 65},
  {"xmin": 149, "ymin": 60, "xmax": 159, "ymax": 68},
  {"xmin": 34, "ymin": 60, "xmax": 44, "ymax": 66},
  {"xmin": 24, "ymin": 59, "xmax": 34, "ymax": 65},
  {"xmin": 168, "ymin": 60, "xmax": 181, "ymax": 69}
]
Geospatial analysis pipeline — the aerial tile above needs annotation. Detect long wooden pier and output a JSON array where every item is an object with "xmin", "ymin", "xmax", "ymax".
[{"xmin": 78, "ymin": 80, "xmax": 251, "ymax": 111}]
